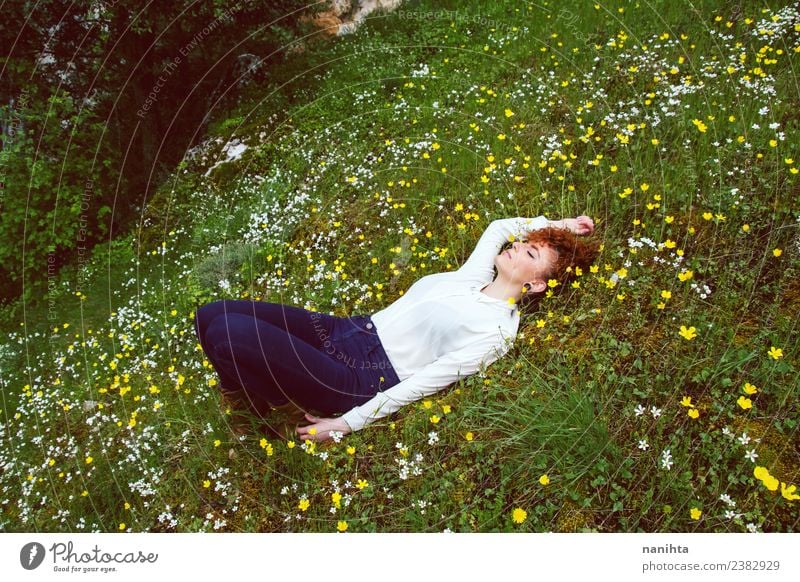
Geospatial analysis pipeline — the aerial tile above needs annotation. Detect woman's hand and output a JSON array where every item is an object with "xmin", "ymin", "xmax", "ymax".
[
  {"xmin": 295, "ymin": 413, "xmax": 352, "ymax": 443},
  {"xmin": 563, "ymin": 215, "xmax": 594, "ymax": 236}
]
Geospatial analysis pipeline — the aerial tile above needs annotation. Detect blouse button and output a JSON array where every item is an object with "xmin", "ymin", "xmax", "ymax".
[{"xmin": 366, "ymin": 322, "xmax": 373, "ymax": 329}]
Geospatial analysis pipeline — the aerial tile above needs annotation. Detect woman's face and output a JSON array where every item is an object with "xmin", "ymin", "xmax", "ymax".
[{"xmin": 494, "ymin": 240, "xmax": 559, "ymax": 291}]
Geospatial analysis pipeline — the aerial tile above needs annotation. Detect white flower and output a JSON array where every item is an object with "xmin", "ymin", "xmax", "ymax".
[
  {"xmin": 638, "ymin": 439, "xmax": 649, "ymax": 451},
  {"xmin": 634, "ymin": 404, "xmax": 646, "ymax": 417},
  {"xmin": 744, "ymin": 449, "xmax": 758, "ymax": 463},
  {"xmin": 738, "ymin": 432, "xmax": 751, "ymax": 446},
  {"xmin": 329, "ymin": 431, "xmax": 343, "ymax": 443},
  {"xmin": 427, "ymin": 431, "xmax": 439, "ymax": 445},
  {"xmin": 746, "ymin": 522, "xmax": 759, "ymax": 533},
  {"xmin": 719, "ymin": 494, "xmax": 736, "ymax": 507},
  {"xmin": 660, "ymin": 449, "xmax": 673, "ymax": 470},
  {"xmin": 722, "ymin": 426, "xmax": 733, "ymax": 438},
  {"xmin": 650, "ymin": 406, "xmax": 662, "ymax": 419},
  {"xmin": 724, "ymin": 510, "xmax": 739, "ymax": 520}
]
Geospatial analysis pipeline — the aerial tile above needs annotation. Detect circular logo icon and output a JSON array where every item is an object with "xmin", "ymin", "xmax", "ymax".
[{"xmin": 20, "ymin": 542, "xmax": 46, "ymax": 570}]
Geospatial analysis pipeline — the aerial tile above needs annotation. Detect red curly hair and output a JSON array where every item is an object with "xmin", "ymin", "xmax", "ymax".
[{"xmin": 506, "ymin": 225, "xmax": 601, "ymax": 312}]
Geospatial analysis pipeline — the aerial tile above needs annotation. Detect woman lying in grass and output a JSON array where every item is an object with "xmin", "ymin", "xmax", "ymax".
[{"xmin": 194, "ymin": 214, "xmax": 599, "ymax": 443}]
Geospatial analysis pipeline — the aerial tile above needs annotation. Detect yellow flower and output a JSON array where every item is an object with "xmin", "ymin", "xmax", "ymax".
[
  {"xmin": 119, "ymin": 523, "xmax": 126, "ymax": 531},
  {"xmin": 692, "ymin": 119, "xmax": 707, "ymax": 132},
  {"xmin": 539, "ymin": 474, "xmax": 550, "ymax": 486},
  {"xmin": 85, "ymin": 456, "xmax": 93, "ymax": 464},
  {"xmin": 737, "ymin": 395, "xmax": 752, "ymax": 410},
  {"xmin": 430, "ymin": 415, "xmax": 441, "ymax": 424},
  {"xmin": 356, "ymin": 479, "xmax": 369, "ymax": 490},
  {"xmin": 442, "ymin": 404, "xmax": 451, "ymax": 414},
  {"xmin": 298, "ymin": 498, "xmax": 310, "ymax": 511},
  {"xmin": 678, "ymin": 270, "xmax": 693, "ymax": 281},
  {"xmin": 337, "ymin": 521, "xmax": 349, "ymax": 532},
  {"xmin": 422, "ymin": 400, "xmax": 433, "ymax": 409},
  {"xmin": 512, "ymin": 508, "xmax": 527, "ymax": 524},
  {"xmin": 679, "ymin": 325, "xmax": 697, "ymax": 340},
  {"xmin": 767, "ymin": 346, "xmax": 783, "ymax": 360},
  {"xmin": 347, "ymin": 446, "xmax": 356, "ymax": 455},
  {"xmin": 743, "ymin": 383, "xmax": 758, "ymax": 395},
  {"xmin": 465, "ymin": 431, "xmax": 474, "ymax": 441},
  {"xmin": 680, "ymin": 396, "xmax": 693, "ymax": 407},
  {"xmin": 687, "ymin": 408, "xmax": 700, "ymax": 419},
  {"xmin": 331, "ymin": 492, "xmax": 342, "ymax": 508},
  {"xmin": 773, "ymin": 248, "xmax": 782, "ymax": 257},
  {"xmin": 780, "ymin": 482, "xmax": 800, "ymax": 501},
  {"xmin": 661, "ymin": 290, "xmax": 672, "ymax": 299},
  {"xmin": 203, "ymin": 480, "xmax": 211, "ymax": 488},
  {"xmin": 505, "ymin": 108, "xmax": 515, "ymax": 117},
  {"xmin": 690, "ymin": 507, "xmax": 702, "ymax": 520}
]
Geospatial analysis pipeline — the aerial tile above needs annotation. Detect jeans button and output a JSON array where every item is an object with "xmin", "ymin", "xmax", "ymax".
[{"xmin": 366, "ymin": 322, "xmax": 373, "ymax": 329}]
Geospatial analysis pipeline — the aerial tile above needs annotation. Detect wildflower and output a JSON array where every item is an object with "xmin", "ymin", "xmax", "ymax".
[
  {"xmin": 637, "ymin": 439, "xmax": 649, "ymax": 451},
  {"xmin": 719, "ymin": 494, "xmax": 735, "ymax": 507},
  {"xmin": 346, "ymin": 446, "xmax": 356, "ymax": 455},
  {"xmin": 539, "ymin": 474, "xmax": 550, "ymax": 486},
  {"xmin": 738, "ymin": 433, "xmax": 751, "ymax": 445},
  {"xmin": 430, "ymin": 415, "xmax": 440, "ymax": 424},
  {"xmin": 679, "ymin": 325, "xmax": 697, "ymax": 340},
  {"xmin": 650, "ymin": 406, "xmax": 662, "ymax": 419},
  {"xmin": 767, "ymin": 346, "xmax": 783, "ymax": 360},
  {"xmin": 634, "ymin": 404, "xmax": 646, "ymax": 417},
  {"xmin": 680, "ymin": 396, "xmax": 693, "ymax": 407},
  {"xmin": 661, "ymin": 449, "xmax": 674, "ymax": 470},
  {"xmin": 356, "ymin": 479, "xmax": 369, "ymax": 490},
  {"xmin": 119, "ymin": 523, "xmax": 126, "ymax": 531},
  {"xmin": 753, "ymin": 466, "xmax": 779, "ymax": 491},
  {"xmin": 743, "ymin": 382, "xmax": 758, "ymax": 395},
  {"xmin": 687, "ymin": 408, "xmax": 700, "ymax": 419},
  {"xmin": 781, "ymin": 482, "xmax": 800, "ymax": 501},
  {"xmin": 745, "ymin": 449, "xmax": 758, "ymax": 463},
  {"xmin": 678, "ymin": 270, "xmax": 693, "ymax": 281},
  {"xmin": 772, "ymin": 248, "xmax": 782, "ymax": 257},
  {"xmin": 690, "ymin": 507, "xmax": 702, "ymax": 520},
  {"xmin": 512, "ymin": 508, "xmax": 527, "ymax": 524},
  {"xmin": 746, "ymin": 522, "xmax": 759, "ymax": 533},
  {"xmin": 337, "ymin": 521, "xmax": 348, "ymax": 532},
  {"xmin": 737, "ymin": 395, "xmax": 753, "ymax": 410},
  {"xmin": 331, "ymin": 492, "xmax": 342, "ymax": 508},
  {"xmin": 298, "ymin": 498, "xmax": 310, "ymax": 511},
  {"xmin": 465, "ymin": 432, "xmax": 474, "ymax": 441}
]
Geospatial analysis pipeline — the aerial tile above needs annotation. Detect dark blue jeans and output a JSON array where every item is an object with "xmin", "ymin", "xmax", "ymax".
[{"xmin": 194, "ymin": 300, "xmax": 401, "ymax": 415}]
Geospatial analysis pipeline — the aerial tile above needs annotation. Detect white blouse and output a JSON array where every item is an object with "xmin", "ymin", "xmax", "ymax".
[{"xmin": 340, "ymin": 215, "xmax": 550, "ymax": 432}]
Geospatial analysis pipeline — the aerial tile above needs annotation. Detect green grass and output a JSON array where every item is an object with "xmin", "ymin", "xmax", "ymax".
[{"xmin": 1, "ymin": 0, "xmax": 799, "ymax": 533}]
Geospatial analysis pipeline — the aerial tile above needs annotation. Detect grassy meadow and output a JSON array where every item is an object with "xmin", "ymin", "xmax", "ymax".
[{"xmin": 1, "ymin": 0, "xmax": 799, "ymax": 532}]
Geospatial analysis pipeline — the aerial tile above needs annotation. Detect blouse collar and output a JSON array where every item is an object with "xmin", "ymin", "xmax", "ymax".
[{"xmin": 474, "ymin": 282, "xmax": 519, "ymax": 316}]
